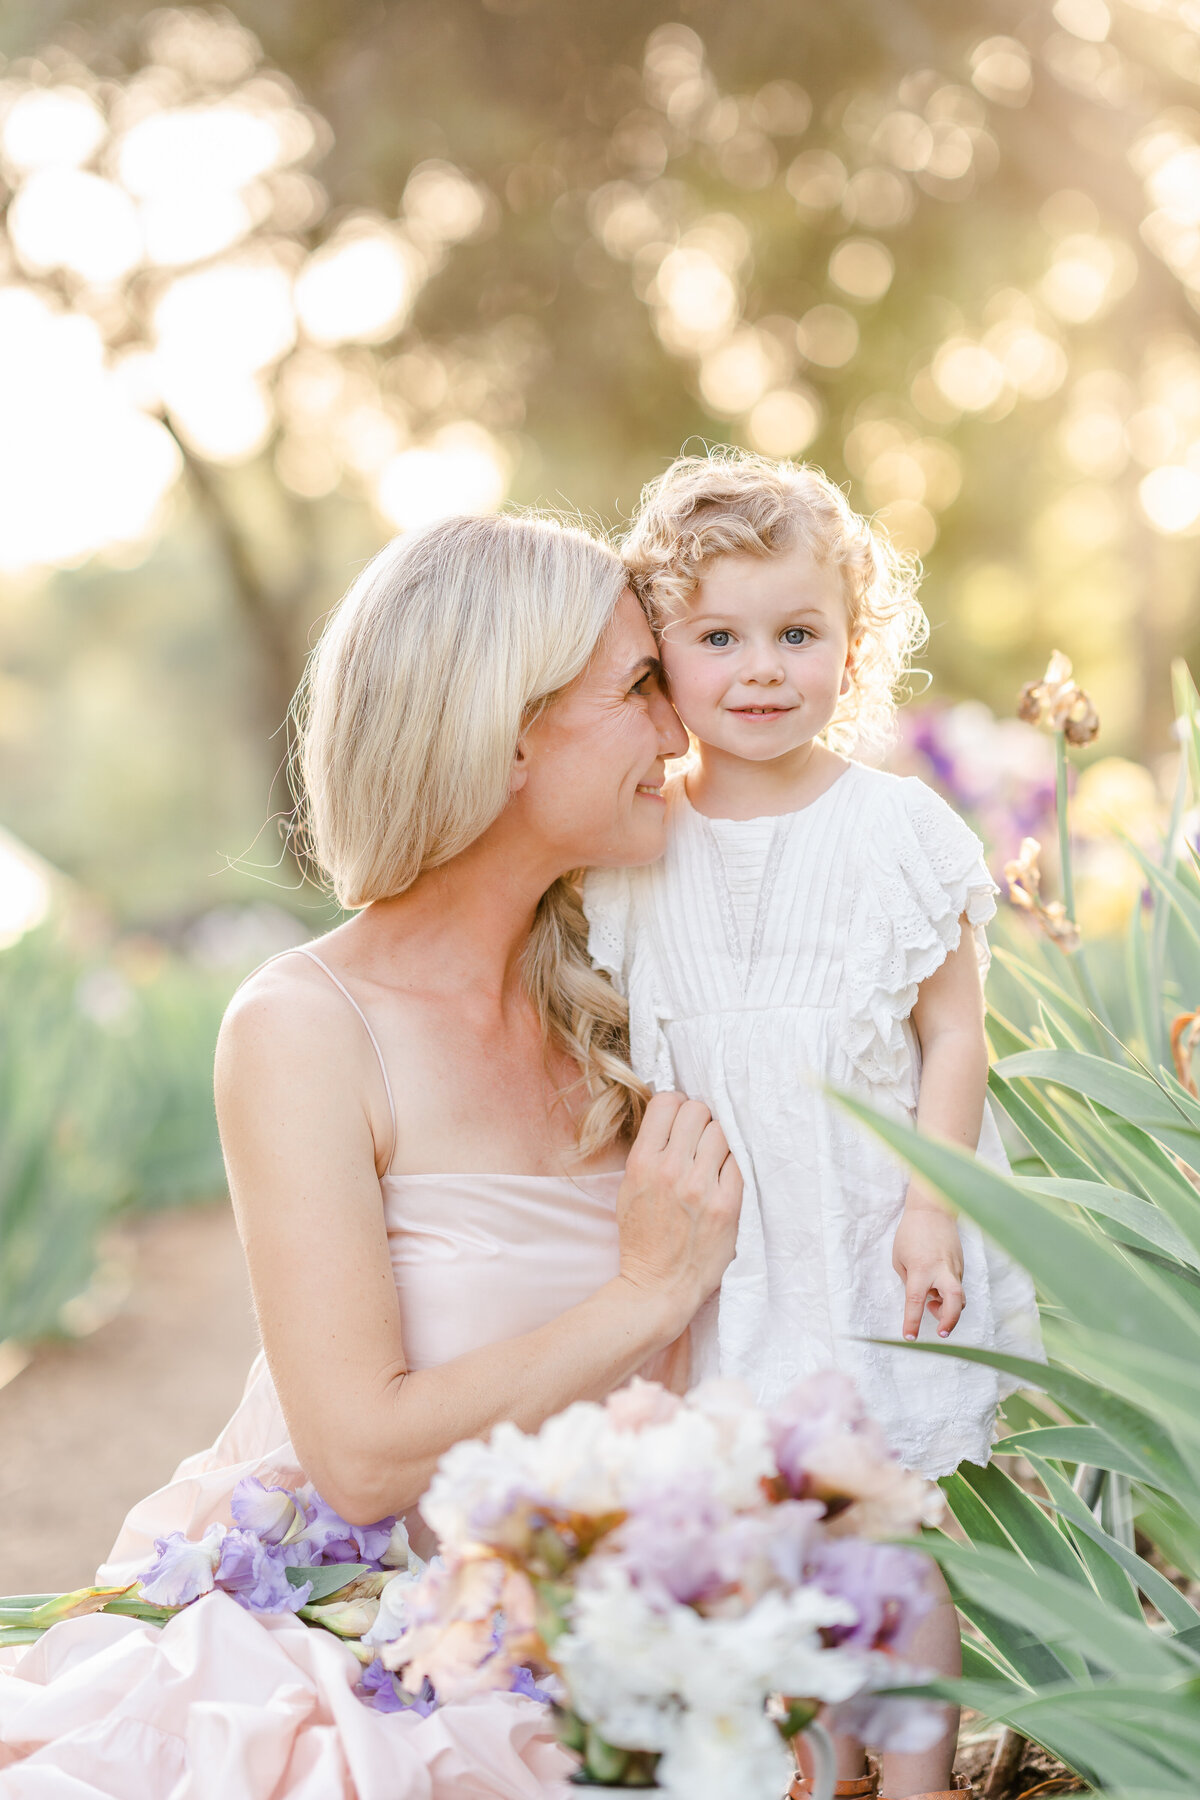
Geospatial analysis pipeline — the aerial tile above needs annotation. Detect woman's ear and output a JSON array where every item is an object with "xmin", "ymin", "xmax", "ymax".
[{"xmin": 509, "ymin": 738, "xmax": 530, "ymax": 797}]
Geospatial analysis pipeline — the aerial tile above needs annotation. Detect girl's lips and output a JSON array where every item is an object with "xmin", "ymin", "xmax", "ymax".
[{"xmin": 729, "ymin": 706, "xmax": 794, "ymax": 717}]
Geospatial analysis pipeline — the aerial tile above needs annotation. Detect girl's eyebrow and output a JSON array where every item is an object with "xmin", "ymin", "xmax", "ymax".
[{"xmin": 689, "ymin": 604, "xmax": 826, "ymax": 624}]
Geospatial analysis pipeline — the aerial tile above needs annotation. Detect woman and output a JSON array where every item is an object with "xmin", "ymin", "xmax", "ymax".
[{"xmin": 0, "ymin": 514, "xmax": 743, "ymax": 1798}]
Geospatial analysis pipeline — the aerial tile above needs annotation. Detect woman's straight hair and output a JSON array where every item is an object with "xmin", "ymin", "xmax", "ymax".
[{"xmin": 293, "ymin": 511, "xmax": 648, "ymax": 1153}]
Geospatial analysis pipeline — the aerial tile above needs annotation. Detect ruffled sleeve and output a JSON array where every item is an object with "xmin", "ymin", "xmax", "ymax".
[
  {"xmin": 582, "ymin": 866, "xmax": 675, "ymax": 1090},
  {"xmin": 840, "ymin": 776, "xmax": 998, "ymax": 1097},
  {"xmin": 582, "ymin": 865, "xmax": 634, "ymax": 995}
]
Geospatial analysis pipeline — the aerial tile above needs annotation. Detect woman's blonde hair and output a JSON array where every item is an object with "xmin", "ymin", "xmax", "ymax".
[
  {"xmin": 623, "ymin": 448, "xmax": 928, "ymax": 756},
  {"xmin": 293, "ymin": 511, "xmax": 647, "ymax": 1155}
]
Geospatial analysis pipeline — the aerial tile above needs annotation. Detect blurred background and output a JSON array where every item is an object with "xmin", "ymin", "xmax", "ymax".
[{"xmin": 2, "ymin": 0, "xmax": 1199, "ymax": 1582}]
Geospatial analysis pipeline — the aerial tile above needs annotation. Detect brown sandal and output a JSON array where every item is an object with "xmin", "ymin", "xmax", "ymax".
[
  {"xmin": 879, "ymin": 1777, "xmax": 972, "ymax": 1799},
  {"xmin": 788, "ymin": 1774, "xmax": 877, "ymax": 1799}
]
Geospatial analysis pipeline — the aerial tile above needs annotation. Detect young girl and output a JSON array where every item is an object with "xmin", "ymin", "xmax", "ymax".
[{"xmin": 584, "ymin": 451, "xmax": 1041, "ymax": 1800}]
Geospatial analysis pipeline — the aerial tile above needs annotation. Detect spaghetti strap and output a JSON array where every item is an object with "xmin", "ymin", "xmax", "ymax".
[{"xmin": 240, "ymin": 944, "xmax": 399, "ymax": 1174}]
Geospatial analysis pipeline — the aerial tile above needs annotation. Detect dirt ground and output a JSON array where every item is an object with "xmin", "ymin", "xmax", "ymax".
[{"xmin": 0, "ymin": 1201, "xmax": 259, "ymax": 1593}]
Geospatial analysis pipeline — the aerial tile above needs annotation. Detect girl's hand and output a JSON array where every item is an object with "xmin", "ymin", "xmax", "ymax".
[
  {"xmin": 616, "ymin": 1091, "xmax": 743, "ymax": 1327},
  {"xmin": 892, "ymin": 1200, "xmax": 965, "ymax": 1340}
]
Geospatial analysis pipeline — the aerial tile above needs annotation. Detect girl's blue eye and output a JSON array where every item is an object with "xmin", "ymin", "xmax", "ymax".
[
  {"xmin": 783, "ymin": 628, "xmax": 810, "ymax": 646},
  {"xmin": 705, "ymin": 630, "xmax": 732, "ymax": 647}
]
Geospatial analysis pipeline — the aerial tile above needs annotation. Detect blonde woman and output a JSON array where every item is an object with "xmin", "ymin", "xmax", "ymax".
[{"xmin": 0, "ymin": 514, "xmax": 742, "ymax": 1797}]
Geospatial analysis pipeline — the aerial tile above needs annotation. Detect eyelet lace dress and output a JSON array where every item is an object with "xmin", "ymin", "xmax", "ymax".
[{"xmin": 584, "ymin": 763, "xmax": 1043, "ymax": 1478}]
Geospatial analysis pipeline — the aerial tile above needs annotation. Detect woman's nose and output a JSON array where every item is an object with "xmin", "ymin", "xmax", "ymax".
[{"xmin": 652, "ymin": 687, "xmax": 689, "ymax": 758}]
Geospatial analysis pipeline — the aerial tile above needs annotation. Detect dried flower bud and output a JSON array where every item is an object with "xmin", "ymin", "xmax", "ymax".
[
  {"xmin": 1004, "ymin": 838, "xmax": 1043, "ymax": 910},
  {"xmin": 1062, "ymin": 691, "xmax": 1100, "ymax": 747},
  {"xmin": 1003, "ymin": 837, "xmax": 1080, "ymax": 950},
  {"xmin": 1172, "ymin": 1011, "xmax": 1200, "ymax": 1097},
  {"xmin": 1016, "ymin": 650, "xmax": 1100, "ymax": 745},
  {"xmin": 1040, "ymin": 901, "xmax": 1081, "ymax": 954}
]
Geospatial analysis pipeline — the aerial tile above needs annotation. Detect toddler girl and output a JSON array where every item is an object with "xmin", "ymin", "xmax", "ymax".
[{"xmin": 583, "ymin": 452, "xmax": 1041, "ymax": 1800}]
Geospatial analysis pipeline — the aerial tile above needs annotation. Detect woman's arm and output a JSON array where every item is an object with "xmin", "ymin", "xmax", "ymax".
[
  {"xmin": 891, "ymin": 919, "xmax": 988, "ymax": 1341},
  {"xmin": 215, "ymin": 970, "xmax": 740, "ymax": 1525}
]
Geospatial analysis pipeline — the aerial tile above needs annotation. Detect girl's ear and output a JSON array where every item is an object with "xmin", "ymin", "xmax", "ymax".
[{"xmin": 840, "ymin": 631, "xmax": 864, "ymax": 696}]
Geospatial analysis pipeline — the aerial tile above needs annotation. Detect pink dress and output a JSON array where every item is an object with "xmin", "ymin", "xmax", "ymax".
[{"xmin": 0, "ymin": 948, "xmax": 667, "ymax": 1799}]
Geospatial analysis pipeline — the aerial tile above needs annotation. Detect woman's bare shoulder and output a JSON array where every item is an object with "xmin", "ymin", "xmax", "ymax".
[{"xmin": 216, "ymin": 949, "xmax": 373, "ymax": 1094}]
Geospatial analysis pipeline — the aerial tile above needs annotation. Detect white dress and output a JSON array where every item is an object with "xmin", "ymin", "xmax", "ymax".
[{"xmin": 583, "ymin": 763, "xmax": 1042, "ymax": 1477}]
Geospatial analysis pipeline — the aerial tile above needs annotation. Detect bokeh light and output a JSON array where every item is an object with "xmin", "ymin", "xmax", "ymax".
[
  {"xmin": 0, "ymin": 290, "xmax": 179, "ymax": 571},
  {"xmin": 828, "ymin": 237, "xmax": 894, "ymax": 301},
  {"xmin": 1139, "ymin": 464, "xmax": 1200, "ymax": 532},
  {"xmin": 746, "ymin": 387, "xmax": 822, "ymax": 456},
  {"xmin": 294, "ymin": 224, "xmax": 421, "ymax": 347},
  {"xmin": 1, "ymin": 86, "xmax": 107, "ymax": 172},
  {"xmin": 9, "ymin": 170, "xmax": 142, "ymax": 283},
  {"xmin": 375, "ymin": 424, "xmax": 508, "ymax": 531}
]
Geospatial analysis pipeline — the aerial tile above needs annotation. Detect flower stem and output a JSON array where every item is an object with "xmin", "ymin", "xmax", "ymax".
[
  {"xmin": 1055, "ymin": 732, "xmax": 1075, "ymax": 927},
  {"xmin": 1055, "ymin": 730, "xmax": 1113, "ymax": 1036},
  {"xmin": 805, "ymin": 1721, "xmax": 838, "ymax": 1800}
]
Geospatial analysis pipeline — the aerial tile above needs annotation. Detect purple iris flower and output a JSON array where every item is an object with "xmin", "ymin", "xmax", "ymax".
[
  {"xmin": 300, "ymin": 1492, "xmax": 397, "ymax": 1566},
  {"xmin": 715, "ymin": 1500, "xmax": 822, "ymax": 1591},
  {"xmin": 608, "ymin": 1485, "xmax": 731, "ymax": 1607},
  {"xmin": 215, "ymin": 1528, "xmax": 312, "ymax": 1613},
  {"xmin": 360, "ymin": 1658, "xmax": 437, "ymax": 1716},
  {"xmin": 509, "ymin": 1665, "xmax": 556, "ymax": 1705},
  {"xmin": 805, "ymin": 1540, "xmax": 933, "ymax": 1654},
  {"xmin": 769, "ymin": 1370, "xmax": 867, "ymax": 1495},
  {"xmin": 230, "ymin": 1477, "xmax": 303, "ymax": 1546},
  {"xmin": 139, "ymin": 1525, "xmax": 224, "ymax": 1607}
]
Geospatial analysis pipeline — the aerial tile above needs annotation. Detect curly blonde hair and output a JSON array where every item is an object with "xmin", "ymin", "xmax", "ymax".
[
  {"xmin": 623, "ymin": 449, "xmax": 928, "ymax": 757},
  {"xmin": 294, "ymin": 512, "xmax": 647, "ymax": 1157}
]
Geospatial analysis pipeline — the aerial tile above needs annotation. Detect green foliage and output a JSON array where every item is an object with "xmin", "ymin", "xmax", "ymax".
[
  {"xmin": 845, "ymin": 670, "xmax": 1200, "ymax": 1793},
  {"xmin": 3, "ymin": 2, "xmax": 1200, "ymax": 917},
  {"xmin": 0, "ymin": 928, "xmax": 233, "ymax": 1344}
]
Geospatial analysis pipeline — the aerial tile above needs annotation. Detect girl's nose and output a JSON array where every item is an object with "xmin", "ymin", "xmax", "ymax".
[{"xmin": 740, "ymin": 645, "xmax": 786, "ymax": 684}]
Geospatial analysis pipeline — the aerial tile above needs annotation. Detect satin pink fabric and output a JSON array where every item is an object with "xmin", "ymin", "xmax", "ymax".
[{"xmin": 0, "ymin": 1170, "xmax": 654, "ymax": 1797}]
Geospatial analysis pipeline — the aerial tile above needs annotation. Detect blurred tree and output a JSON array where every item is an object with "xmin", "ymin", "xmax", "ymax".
[{"xmin": 0, "ymin": 0, "xmax": 1197, "ymax": 918}]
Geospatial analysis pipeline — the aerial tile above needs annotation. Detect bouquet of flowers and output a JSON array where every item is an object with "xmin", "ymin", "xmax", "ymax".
[
  {"xmin": 376, "ymin": 1371, "xmax": 946, "ymax": 1796},
  {"xmin": 0, "ymin": 1478, "xmax": 442, "ymax": 1716},
  {"xmin": 1, "ymin": 1372, "xmax": 945, "ymax": 1797}
]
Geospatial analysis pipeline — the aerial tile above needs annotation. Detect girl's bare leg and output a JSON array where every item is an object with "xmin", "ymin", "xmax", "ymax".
[
  {"xmin": 880, "ymin": 1566, "xmax": 961, "ymax": 1799},
  {"xmin": 791, "ymin": 1566, "xmax": 960, "ymax": 1797}
]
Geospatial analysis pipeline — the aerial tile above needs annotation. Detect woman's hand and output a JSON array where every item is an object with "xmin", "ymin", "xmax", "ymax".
[
  {"xmin": 892, "ymin": 1201, "xmax": 965, "ymax": 1340},
  {"xmin": 615, "ymin": 1091, "xmax": 743, "ymax": 1329}
]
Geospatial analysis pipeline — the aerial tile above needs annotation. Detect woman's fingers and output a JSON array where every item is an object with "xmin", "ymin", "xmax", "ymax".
[
  {"xmin": 662, "ymin": 1096, "xmax": 715, "ymax": 1161},
  {"xmin": 693, "ymin": 1118, "xmax": 731, "ymax": 1180},
  {"xmin": 634, "ymin": 1089, "xmax": 689, "ymax": 1155},
  {"xmin": 618, "ymin": 1091, "xmax": 742, "ymax": 1313}
]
